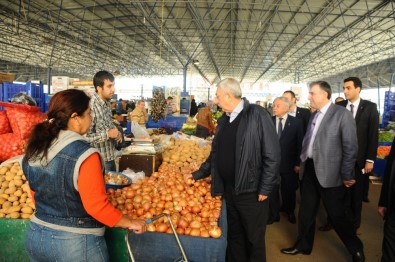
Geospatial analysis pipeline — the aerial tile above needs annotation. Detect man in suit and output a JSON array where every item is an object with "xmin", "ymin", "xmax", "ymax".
[
  {"xmin": 268, "ymin": 97, "xmax": 303, "ymax": 224},
  {"xmin": 341, "ymin": 77, "xmax": 378, "ymax": 205},
  {"xmin": 281, "ymin": 81, "xmax": 365, "ymax": 262},
  {"xmin": 283, "ymin": 90, "xmax": 311, "ymax": 133},
  {"xmin": 320, "ymin": 77, "xmax": 379, "ymax": 232},
  {"xmin": 378, "ymin": 136, "xmax": 395, "ymax": 261}
]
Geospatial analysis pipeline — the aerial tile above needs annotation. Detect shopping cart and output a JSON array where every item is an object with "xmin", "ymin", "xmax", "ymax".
[{"xmin": 125, "ymin": 213, "xmax": 189, "ymax": 262}]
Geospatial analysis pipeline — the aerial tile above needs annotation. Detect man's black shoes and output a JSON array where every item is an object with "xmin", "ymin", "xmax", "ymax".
[
  {"xmin": 281, "ymin": 247, "xmax": 311, "ymax": 255},
  {"xmin": 352, "ymin": 251, "xmax": 365, "ymax": 262}
]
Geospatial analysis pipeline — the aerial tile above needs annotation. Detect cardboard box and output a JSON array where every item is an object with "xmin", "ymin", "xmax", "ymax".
[
  {"xmin": 51, "ymin": 76, "xmax": 69, "ymax": 94},
  {"xmin": 0, "ymin": 72, "xmax": 15, "ymax": 83},
  {"xmin": 119, "ymin": 153, "xmax": 162, "ymax": 176}
]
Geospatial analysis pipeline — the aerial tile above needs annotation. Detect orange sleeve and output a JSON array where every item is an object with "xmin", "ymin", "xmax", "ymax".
[
  {"xmin": 78, "ymin": 153, "xmax": 122, "ymax": 227},
  {"xmin": 30, "ymin": 190, "xmax": 35, "ymax": 205}
]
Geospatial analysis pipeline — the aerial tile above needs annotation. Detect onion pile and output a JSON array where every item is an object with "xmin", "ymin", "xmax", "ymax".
[{"xmin": 107, "ymin": 163, "xmax": 222, "ymax": 238}]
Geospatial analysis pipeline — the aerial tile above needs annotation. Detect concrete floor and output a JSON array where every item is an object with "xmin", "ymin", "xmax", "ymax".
[{"xmin": 266, "ymin": 182, "xmax": 384, "ymax": 262}]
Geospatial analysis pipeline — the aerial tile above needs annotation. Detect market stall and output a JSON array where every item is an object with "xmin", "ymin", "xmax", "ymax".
[
  {"xmin": 373, "ymin": 131, "xmax": 394, "ymax": 177},
  {"xmin": 0, "ymin": 129, "xmax": 226, "ymax": 261}
]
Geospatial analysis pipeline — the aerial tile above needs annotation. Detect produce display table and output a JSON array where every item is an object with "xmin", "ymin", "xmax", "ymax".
[
  {"xmin": 0, "ymin": 218, "xmax": 29, "ymax": 261},
  {"xmin": 373, "ymin": 158, "xmax": 387, "ymax": 177},
  {"xmin": 373, "ymin": 141, "xmax": 392, "ymax": 177},
  {"xmin": 125, "ymin": 200, "xmax": 227, "ymax": 262},
  {"xmin": 0, "ymin": 201, "xmax": 227, "ymax": 262}
]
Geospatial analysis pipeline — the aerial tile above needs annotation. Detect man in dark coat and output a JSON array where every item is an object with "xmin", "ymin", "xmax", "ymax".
[
  {"xmin": 187, "ymin": 78, "xmax": 280, "ymax": 262},
  {"xmin": 189, "ymin": 98, "xmax": 198, "ymax": 117},
  {"xmin": 268, "ymin": 96, "xmax": 303, "ymax": 224}
]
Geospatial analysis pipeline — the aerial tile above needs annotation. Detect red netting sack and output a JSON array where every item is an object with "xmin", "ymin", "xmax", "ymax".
[
  {"xmin": 0, "ymin": 110, "xmax": 12, "ymax": 134},
  {"xmin": 0, "ymin": 133, "xmax": 24, "ymax": 162},
  {"xmin": 0, "ymin": 102, "xmax": 46, "ymax": 140}
]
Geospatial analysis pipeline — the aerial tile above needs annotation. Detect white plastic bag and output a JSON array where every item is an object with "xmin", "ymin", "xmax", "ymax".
[
  {"xmin": 121, "ymin": 168, "xmax": 145, "ymax": 183},
  {"xmin": 131, "ymin": 121, "xmax": 149, "ymax": 138}
]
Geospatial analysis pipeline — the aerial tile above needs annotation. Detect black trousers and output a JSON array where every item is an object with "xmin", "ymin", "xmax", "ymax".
[
  {"xmin": 268, "ymin": 184, "xmax": 280, "ymax": 220},
  {"xmin": 269, "ymin": 172, "xmax": 298, "ymax": 218},
  {"xmin": 280, "ymin": 171, "xmax": 298, "ymax": 214},
  {"xmin": 296, "ymin": 159, "xmax": 363, "ymax": 255},
  {"xmin": 363, "ymin": 171, "xmax": 370, "ymax": 199},
  {"xmin": 224, "ymin": 191, "xmax": 269, "ymax": 262},
  {"xmin": 346, "ymin": 166, "xmax": 364, "ymax": 229},
  {"xmin": 382, "ymin": 211, "xmax": 395, "ymax": 262}
]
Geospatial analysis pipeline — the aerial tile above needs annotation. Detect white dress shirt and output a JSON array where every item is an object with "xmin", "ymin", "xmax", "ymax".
[
  {"xmin": 276, "ymin": 114, "xmax": 288, "ymax": 134},
  {"xmin": 288, "ymin": 107, "xmax": 297, "ymax": 117},
  {"xmin": 346, "ymin": 97, "xmax": 360, "ymax": 119}
]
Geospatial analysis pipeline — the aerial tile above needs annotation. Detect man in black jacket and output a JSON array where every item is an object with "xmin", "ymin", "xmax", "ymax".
[
  {"xmin": 188, "ymin": 78, "xmax": 280, "ymax": 262},
  {"xmin": 378, "ymin": 136, "xmax": 395, "ymax": 261}
]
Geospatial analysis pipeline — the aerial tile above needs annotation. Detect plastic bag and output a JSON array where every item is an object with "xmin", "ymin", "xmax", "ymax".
[
  {"xmin": 131, "ymin": 121, "xmax": 149, "ymax": 138},
  {"xmin": 121, "ymin": 168, "xmax": 145, "ymax": 183},
  {"xmin": 11, "ymin": 92, "xmax": 37, "ymax": 106}
]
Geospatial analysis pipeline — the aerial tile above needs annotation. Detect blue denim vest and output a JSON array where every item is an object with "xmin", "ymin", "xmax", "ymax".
[{"xmin": 22, "ymin": 140, "xmax": 104, "ymax": 228}]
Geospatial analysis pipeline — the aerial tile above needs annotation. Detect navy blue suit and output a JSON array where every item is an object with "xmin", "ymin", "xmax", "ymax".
[{"xmin": 269, "ymin": 115, "xmax": 303, "ymax": 219}]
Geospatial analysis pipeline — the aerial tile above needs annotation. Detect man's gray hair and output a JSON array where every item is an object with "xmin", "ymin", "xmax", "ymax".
[
  {"xmin": 136, "ymin": 99, "xmax": 145, "ymax": 105},
  {"xmin": 273, "ymin": 96, "xmax": 290, "ymax": 108},
  {"xmin": 217, "ymin": 78, "xmax": 242, "ymax": 98}
]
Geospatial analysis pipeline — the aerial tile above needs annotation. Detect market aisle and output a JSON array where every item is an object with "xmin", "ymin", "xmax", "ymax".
[{"xmin": 266, "ymin": 183, "xmax": 384, "ymax": 262}]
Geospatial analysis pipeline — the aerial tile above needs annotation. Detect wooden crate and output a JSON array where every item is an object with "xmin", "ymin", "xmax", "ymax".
[{"xmin": 119, "ymin": 153, "xmax": 162, "ymax": 176}]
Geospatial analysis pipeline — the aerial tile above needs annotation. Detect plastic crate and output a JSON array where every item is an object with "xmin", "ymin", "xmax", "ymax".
[
  {"xmin": 2, "ymin": 82, "xmax": 27, "ymax": 102},
  {"xmin": 385, "ymin": 91, "xmax": 395, "ymax": 99},
  {"xmin": 25, "ymin": 82, "xmax": 45, "ymax": 112},
  {"xmin": 42, "ymin": 93, "xmax": 53, "ymax": 112},
  {"xmin": 373, "ymin": 158, "xmax": 387, "ymax": 177},
  {"xmin": 1, "ymin": 82, "xmax": 45, "ymax": 112}
]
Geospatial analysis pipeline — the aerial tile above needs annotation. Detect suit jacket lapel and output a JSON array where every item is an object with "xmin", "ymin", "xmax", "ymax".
[
  {"xmin": 281, "ymin": 117, "xmax": 292, "ymax": 138},
  {"xmin": 315, "ymin": 104, "xmax": 335, "ymax": 137},
  {"xmin": 355, "ymin": 99, "xmax": 365, "ymax": 124}
]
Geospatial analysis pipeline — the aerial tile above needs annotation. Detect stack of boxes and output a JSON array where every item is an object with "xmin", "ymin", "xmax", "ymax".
[{"xmin": 382, "ymin": 91, "xmax": 395, "ymax": 128}]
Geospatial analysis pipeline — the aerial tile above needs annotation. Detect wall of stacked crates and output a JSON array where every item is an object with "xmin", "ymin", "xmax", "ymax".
[
  {"xmin": 0, "ymin": 82, "xmax": 49, "ymax": 112},
  {"xmin": 381, "ymin": 91, "xmax": 395, "ymax": 128}
]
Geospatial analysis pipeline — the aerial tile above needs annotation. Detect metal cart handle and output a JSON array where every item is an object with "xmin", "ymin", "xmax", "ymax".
[{"xmin": 125, "ymin": 213, "xmax": 189, "ymax": 262}]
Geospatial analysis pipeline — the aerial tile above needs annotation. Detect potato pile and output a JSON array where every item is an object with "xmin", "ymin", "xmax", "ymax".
[
  {"xmin": 0, "ymin": 161, "xmax": 34, "ymax": 219},
  {"xmin": 162, "ymin": 138, "xmax": 211, "ymax": 170}
]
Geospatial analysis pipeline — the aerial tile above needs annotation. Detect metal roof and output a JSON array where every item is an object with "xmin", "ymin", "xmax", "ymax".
[{"xmin": 0, "ymin": 0, "xmax": 394, "ymax": 87}]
